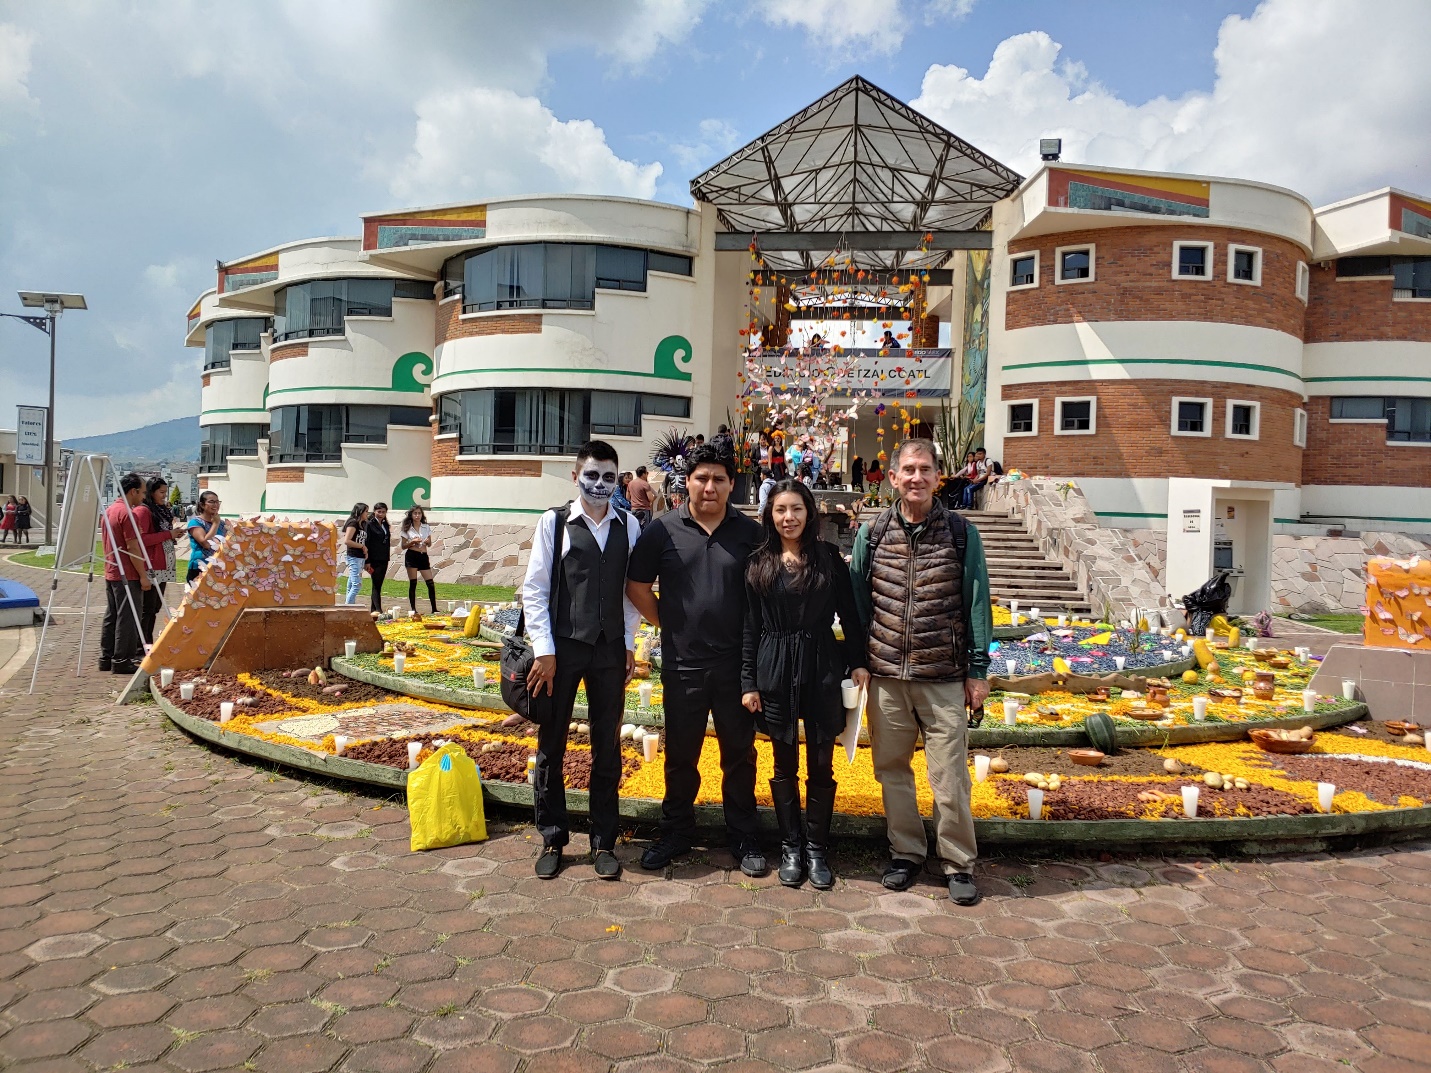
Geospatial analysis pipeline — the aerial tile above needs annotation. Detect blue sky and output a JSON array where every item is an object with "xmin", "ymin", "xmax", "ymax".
[{"xmin": 1, "ymin": 0, "xmax": 1427, "ymax": 436}]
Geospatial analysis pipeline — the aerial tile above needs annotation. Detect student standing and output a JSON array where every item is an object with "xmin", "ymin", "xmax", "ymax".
[
  {"xmin": 14, "ymin": 496, "xmax": 31, "ymax": 544},
  {"xmin": 0, "ymin": 496, "xmax": 15, "ymax": 543},
  {"xmin": 365, "ymin": 503, "xmax": 392, "ymax": 613},
  {"xmin": 626, "ymin": 466, "xmax": 653, "ymax": 527},
  {"xmin": 627, "ymin": 445, "xmax": 766, "ymax": 875},
  {"xmin": 99, "ymin": 474, "xmax": 151, "ymax": 675},
  {"xmin": 400, "ymin": 505, "xmax": 438, "ymax": 614},
  {"xmin": 139, "ymin": 477, "xmax": 180, "ymax": 644},
  {"xmin": 521, "ymin": 441, "xmax": 641, "ymax": 880},
  {"xmin": 341, "ymin": 503, "xmax": 370, "ymax": 605},
  {"xmin": 186, "ymin": 492, "xmax": 227, "ymax": 585},
  {"xmin": 741, "ymin": 480, "xmax": 868, "ymax": 889}
]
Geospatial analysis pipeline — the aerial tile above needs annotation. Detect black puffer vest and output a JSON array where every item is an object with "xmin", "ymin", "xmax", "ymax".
[{"xmin": 866, "ymin": 502, "xmax": 968, "ymax": 681}]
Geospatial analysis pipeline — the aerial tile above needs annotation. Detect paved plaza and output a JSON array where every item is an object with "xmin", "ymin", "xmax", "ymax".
[{"xmin": 1, "ymin": 558, "xmax": 1428, "ymax": 1073}]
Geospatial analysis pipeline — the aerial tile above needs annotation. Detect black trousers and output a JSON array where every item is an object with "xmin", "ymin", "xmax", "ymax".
[
  {"xmin": 367, "ymin": 559, "xmax": 389, "ymax": 612},
  {"xmin": 771, "ymin": 734, "xmax": 837, "ymax": 789},
  {"xmin": 139, "ymin": 582, "xmax": 165, "ymax": 645},
  {"xmin": 534, "ymin": 634, "xmax": 627, "ymax": 852},
  {"xmin": 660, "ymin": 662, "xmax": 759, "ymax": 849},
  {"xmin": 101, "ymin": 580, "xmax": 144, "ymax": 667}
]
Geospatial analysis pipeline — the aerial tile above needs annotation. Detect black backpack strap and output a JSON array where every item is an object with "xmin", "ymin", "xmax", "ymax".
[
  {"xmin": 867, "ymin": 506, "xmax": 896, "ymax": 558},
  {"xmin": 946, "ymin": 507, "xmax": 968, "ymax": 564}
]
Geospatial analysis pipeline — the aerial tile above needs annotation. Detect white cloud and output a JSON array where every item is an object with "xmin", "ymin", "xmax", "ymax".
[
  {"xmin": 668, "ymin": 118, "xmax": 742, "ymax": 172},
  {"xmin": 600, "ymin": 0, "xmax": 711, "ymax": 65},
  {"xmin": 0, "ymin": 21, "xmax": 36, "ymax": 138},
  {"xmin": 762, "ymin": 0, "xmax": 906, "ymax": 60},
  {"xmin": 911, "ymin": 0, "xmax": 1431, "ymax": 204},
  {"xmin": 925, "ymin": 0, "xmax": 976, "ymax": 21},
  {"xmin": 384, "ymin": 87, "xmax": 663, "ymax": 204},
  {"xmin": 143, "ymin": 263, "xmax": 182, "ymax": 290}
]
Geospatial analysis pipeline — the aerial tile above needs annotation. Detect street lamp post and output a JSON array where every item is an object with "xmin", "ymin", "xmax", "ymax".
[{"xmin": 11, "ymin": 292, "xmax": 87, "ymax": 548}]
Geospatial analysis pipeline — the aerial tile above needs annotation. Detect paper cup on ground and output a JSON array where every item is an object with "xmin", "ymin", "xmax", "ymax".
[
  {"xmin": 1030, "ymin": 607, "xmax": 1041, "ymax": 622},
  {"xmin": 219, "ymin": 701, "xmax": 234, "ymax": 723},
  {"xmin": 333, "ymin": 735, "xmax": 349, "ymax": 755},
  {"xmin": 1003, "ymin": 699, "xmax": 1019, "ymax": 725},
  {"xmin": 1318, "ymin": 782, "xmax": 1336, "ymax": 813},
  {"xmin": 1181, "ymin": 785, "xmax": 1199, "ymax": 818},
  {"xmin": 407, "ymin": 741, "xmax": 422, "ymax": 770},
  {"xmin": 1114, "ymin": 656, "xmax": 1126, "ymax": 671},
  {"xmin": 1205, "ymin": 629, "xmax": 1216, "ymax": 642},
  {"xmin": 179, "ymin": 682, "xmax": 195, "ymax": 701},
  {"xmin": 1010, "ymin": 599, "xmax": 1019, "ymax": 614},
  {"xmin": 643, "ymin": 733, "xmax": 660, "ymax": 763},
  {"xmin": 344, "ymin": 640, "xmax": 357, "ymax": 658},
  {"xmin": 1342, "ymin": 679, "xmax": 1357, "ymax": 701},
  {"xmin": 1057, "ymin": 614, "xmax": 1067, "ymax": 627},
  {"xmin": 160, "ymin": 668, "xmax": 174, "ymax": 688},
  {"xmin": 840, "ymin": 678, "xmax": 859, "ymax": 708},
  {"xmin": 973, "ymin": 755, "xmax": 991, "ymax": 782},
  {"xmin": 1005, "ymin": 659, "xmax": 1018, "ymax": 676},
  {"xmin": 1027, "ymin": 788, "xmax": 1044, "ymax": 820},
  {"xmin": 638, "ymin": 681, "xmax": 654, "ymax": 707},
  {"xmin": 1192, "ymin": 695, "xmax": 1208, "ymax": 721},
  {"xmin": 1303, "ymin": 689, "xmax": 1317, "ymax": 713},
  {"xmin": 473, "ymin": 667, "xmax": 485, "ymax": 689},
  {"xmin": 394, "ymin": 653, "xmax": 406, "ymax": 673}
]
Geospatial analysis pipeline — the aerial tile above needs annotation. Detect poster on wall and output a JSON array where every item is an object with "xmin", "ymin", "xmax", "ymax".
[{"xmin": 16, "ymin": 406, "xmax": 47, "ymax": 465}]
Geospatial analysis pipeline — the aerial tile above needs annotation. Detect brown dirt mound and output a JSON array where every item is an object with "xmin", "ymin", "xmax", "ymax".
[
  {"xmin": 993, "ymin": 777, "xmax": 1316, "ymax": 821},
  {"xmin": 160, "ymin": 673, "xmax": 293, "ymax": 721},
  {"xmin": 253, "ymin": 669, "xmax": 388, "ymax": 705},
  {"xmin": 1252, "ymin": 753, "xmax": 1430, "ymax": 805},
  {"xmin": 983, "ymin": 746, "xmax": 1198, "ymax": 778},
  {"xmin": 342, "ymin": 735, "xmax": 642, "ymax": 791}
]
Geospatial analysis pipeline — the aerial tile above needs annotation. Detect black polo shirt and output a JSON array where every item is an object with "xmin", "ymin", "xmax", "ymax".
[{"xmin": 627, "ymin": 503, "xmax": 762, "ymax": 671}]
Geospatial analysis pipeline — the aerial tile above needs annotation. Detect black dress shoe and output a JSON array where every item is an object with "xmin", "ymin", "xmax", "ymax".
[
  {"xmin": 640, "ymin": 838, "xmax": 691, "ymax": 870},
  {"xmin": 97, "ymin": 660, "xmax": 112, "ymax": 672},
  {"xmin": 535, "ymin": 847, "xmax": 563, "ymax": 879},
  {"xmin": 882, "ymin": 859, "xmax": 921, "ymax": 891},
  {"xmin": 736, "ymin": 843, "xmax": 767, "ymax": 878},
  {"xmin": 112, "ymin": 662, "xmax": 138, "ymax": 676},
  {"xmin": 592, "ymin": 850, "xmax": 622, "ymax": 880},
  {"xmin": 947, "ymin": 872, "xmax": 981, "ymax": 906}
]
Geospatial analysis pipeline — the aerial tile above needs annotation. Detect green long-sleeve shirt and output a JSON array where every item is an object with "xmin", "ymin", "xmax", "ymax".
[{"xmin": 849, "ymin": 509, "xmax": 993, "ymax": 680}]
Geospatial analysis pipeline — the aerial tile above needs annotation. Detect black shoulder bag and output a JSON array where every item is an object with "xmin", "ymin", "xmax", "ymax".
[{"xmin": 499, "ymin": 505, "xmax": 568, "ymax": 723}]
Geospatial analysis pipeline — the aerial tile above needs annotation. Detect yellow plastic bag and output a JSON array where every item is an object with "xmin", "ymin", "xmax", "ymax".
[{"xmin": 407, "ymin": 743, "xmax": 487, "ymax": 851}]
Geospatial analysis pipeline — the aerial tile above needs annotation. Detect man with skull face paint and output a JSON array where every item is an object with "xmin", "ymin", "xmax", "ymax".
[{"xmin": 520, "ymin": 441, "xmax": 642, "ymax": 880}]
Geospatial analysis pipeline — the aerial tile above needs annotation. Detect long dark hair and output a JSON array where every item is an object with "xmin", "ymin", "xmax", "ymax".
[
  {"xmin": 401, "ymin": 504, "xmax": 426, "ymax": 535},
  {"xmin": 343, "ymin": 502, "xmax": 369, "ymax": 536},
  {"xmin": 746, "ymin": 479, "xmax": 830, "ymax": 596}
]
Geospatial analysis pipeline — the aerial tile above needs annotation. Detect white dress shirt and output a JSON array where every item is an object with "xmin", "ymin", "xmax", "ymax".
[{"xmin": 520, "ymin": 497, "xmax": 642, "ymax": 658}]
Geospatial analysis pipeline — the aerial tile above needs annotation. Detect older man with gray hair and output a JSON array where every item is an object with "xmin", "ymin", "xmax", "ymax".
[{"xmin": 850, "ymin": 439, "xmax": 993, "ymax": 905}]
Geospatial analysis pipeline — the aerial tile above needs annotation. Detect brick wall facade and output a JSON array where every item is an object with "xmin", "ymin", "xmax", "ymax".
[
  {"xmin": 269, "ymin": 342, "xmax": 309, "ymax": 362},
  {"xmin": 197, "ymin": 477, "xmax": 208, "ymax": 490},
  {"xmin": 201, "ymin": 373, "xmax": 211, "ymax": 388},
  {"xmin": 1301, "ymin": 396, "xmax": 1430, "ymax": 487},
  {"xmin": 435, "ymin": 299, "xmax": 542, "ymax": 347},
  {"xmin": 1005, "ymin": 225, "xmax": 1307, "ymax": 338},
  {"xmin": 266, "ymin": 467, "xmax": 305, "ymax": 483},
  {"xmin": 1303, "ymin": 262, "xmax": 1431, "ymax": 343},
  {"xmin": 431, "ymin": 435, "xmax": 542, "ymax": 478},
  {"xmin": 999, "ymin": 379, "xmax": 1304, "ymax": 484}
]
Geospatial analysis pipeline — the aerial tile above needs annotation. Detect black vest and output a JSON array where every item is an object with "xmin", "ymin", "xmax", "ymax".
[{"xmin": 552, "ymin": 511, "xmax": 628, "ymax": 647}]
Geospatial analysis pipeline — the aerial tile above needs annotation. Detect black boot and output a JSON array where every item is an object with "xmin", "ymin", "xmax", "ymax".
[
  {"xmin": 769, "ymin": 777, "xmax": 806, "ymax": 887},
  {"xmin": 804, "ymin": 783, "xmax": 837, "ymax": 891}
]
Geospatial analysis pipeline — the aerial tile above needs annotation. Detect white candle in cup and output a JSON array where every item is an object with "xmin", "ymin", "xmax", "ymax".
[
  {"xmin": 1027, "ymin": 788, "xmax": 1044, "ymax": 820},
  {"xmin": 1181, "ymin": 785, "xmax": 1199, "ymax": 818},
  {"xmin": 344, "ymin": 640, "xmax": 357, "ymax": 658},
  {"xmin": 1342, "ymin": 679, "xmax": 1356, "ymax": 701},
  {"xmin": 973, "ymin": 754, "xmax": 991, "ymax": 782},
  {"xmin": 638, "ymin": 681, "xmax": 654, "ymax": 707},
  {"xmin": 333, "ymin": 735, "xmax": 349, "ymax": 755},
  {"xmin": 1003, "ymin": 699, "xmax": 1019, "ymax": 725},
  {"xmin": 1005, "ymin": 659, "xmax": 1018, "ymax": 676},
  {"xmin": 219, "ymin": 701, "xmax": 234, "ymax": 723},
  {"xmin": 642, "ymin": 733, "xmax": 660, "ymax": 763},
  {"xmin": 1114, "ymin": 656, "xmax": 1126, "ymax": 671},
  {"xmin": 160, "ymin": 668, "xmax": 175, "ymax": 688},
  {"xmin": 407, "ymin": 741, "xmax": 422, "ymax": 769},
  {"xmin": 394, "ymin": 652, "xmax": 406, "ymax": 673},
  {"xmin": 179, "ymin": 682, "xmax": 195, "ymax": 701},
  {"xmin": 1192, "ymin": 696, "xmax": 1208, "ymax": 721},
  {"xmin": 1317, "ymin": 782, "xmax": 1336, "ymax": 813},
  {"xmin": 1302, "ymin": 689, "xmax": 1317, "ymax": 713}
]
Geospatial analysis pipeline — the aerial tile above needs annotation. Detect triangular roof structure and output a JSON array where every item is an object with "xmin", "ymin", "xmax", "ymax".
[{"xmin": 690, "ymin": 75, "xmax": 1022, "ymax": 270}]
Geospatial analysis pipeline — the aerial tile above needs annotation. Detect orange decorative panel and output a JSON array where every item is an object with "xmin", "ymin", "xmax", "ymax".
[{"xmin": 1365, "ymin": 557, "xmax": 1431, "ymax": 650}]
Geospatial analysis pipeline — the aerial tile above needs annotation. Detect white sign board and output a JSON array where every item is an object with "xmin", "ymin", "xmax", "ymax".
[
  {"xmin": 745, "ymin": 351, "xmax": 953, "ymax": 400},
  {"xmin": 16, "ymin": 406, "xmax": 47, "ymax": 465},
  {"xmin": 56, "ymin": 455, "xmax": 108, "ymax": 571},
  {"xmin": 1182, "ymin": 509, "xmax": 1202, "ymax": 533}
]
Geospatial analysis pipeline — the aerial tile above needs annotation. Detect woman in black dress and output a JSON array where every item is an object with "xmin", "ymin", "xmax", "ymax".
[
  {"xmin": 741, "ymin": 479, "xmax": 869, "ymax": 889},
  {"xmin": 364, "ymin": 503, "xmax": 391, "ymax": 614}
]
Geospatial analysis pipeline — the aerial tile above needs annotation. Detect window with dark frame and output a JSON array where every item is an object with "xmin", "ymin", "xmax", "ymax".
[
  {"xmin": 1059, "ymin": 248, "xmax": 1091, "ymax": 280},
  {"xmin": 1230, "ymin": 403, "xmax": 1255, "ymax": 436},
  {"xmin": 435, "ymin": 388, "xmax": 690, "ymax": 454},
  {"xmin": 200, "ymin": 423, "xmax": 267, "ymax": 472},
  {"xmin": 1008, "ymin": 402, "xmax": 1034, "ymax": 433},
  {"xmin": 268, "ymin": 405, "xmax": 432, "ymax": 462},
  {"xmin": 1059, "ymin": 399, "xmax": 1092, "ymax": 431},
  {"xmin": 204, "ymin": 317, "xmax": 269, "ymax": 370},
  {"xmin": 1011, "ymin": 255, "xmax": 1036, "ymax": 287},
  {"xmin": 1177, "ymin": 400, "xmax": 1207, "ymax": 433},
  {"xmin": 1177, "ymin": 245, "xmax": 1209, "ymax": 277},
  {"xmin": 1233, "ymin": 249, "xmax": 1258, "ymax": 281}
]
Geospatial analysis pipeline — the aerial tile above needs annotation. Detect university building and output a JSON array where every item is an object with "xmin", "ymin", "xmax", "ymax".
[{"xmin": 188, "ymin": 77, "xmax": 1430, "ymax": 604}]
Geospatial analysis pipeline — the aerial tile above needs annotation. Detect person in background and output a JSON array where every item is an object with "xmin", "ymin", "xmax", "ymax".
[
  {"xmin": 401, "ymin": 505, "xmax": 439, "ymax": 614},
  {"xmin": 807, "ymin": 445, "xmax": 823, "ymax": 485},
  {"xmin": 741, "ymin": 479, "xmax": 868, "ymax": 889},
  {"xmin": 139, "ymin": 477, "xmax": 179, "ymax": 644},
  {"xmin": 787, "ymin": 440, "xmax": 805, "ymax": 474},
  {"xmin": 850, "ymin": 439, "xmax": 993, "ymax": 905},
  {"xmin": 186, "ymin": 491, "xmax": 227, "ymax": 585},
  {"xmin": 710, "ymin": 424, "xmax": 736, "ymax": 469},
  {"xmin": 851, "ymin": 455, "xmax": 865, "ymax": 492},
  {"xmin": 0, "ymin": 496, "xmax": 15, "ymax": 542},
  {"xmin": 15, "ymin": 496, "xmax": 31, "ymax": 544},
  {"xmin": 626, "ymin": 466, "xmax": 653, "ymax": 527},
  {"xmin": 880, "ymin": 329, "xmax": 900, "ymax": 351},
  {"xmin": 960, "ymin": 448, "xmax": 990, "ymax": 510},
  {"xmin": 612, "ymin": 472, "xmax": 633, "ymax": 513},
  {"xmin": 340, "ymin": 504, "xmax": 370, "ymax": 605},
  {"xmin": 769, "ymin": 435, "xmax": 787, "ymax": 480},
  {"xmin": 796, "ymin": 461, "xmax": 815, "ymax": 489},
  {"xmin": 99, "ymin": 474, "xmax": 151, "ymax": 675},
  {"xmin": 757, "ymin": 471, "xmax": 777, "ymax": 514},
  {"xmin": 627, "ymin": 444, "xmax": 765, "ymax": 876},
  {"xmin": 365, "ymin": 503, "xmax": 392, "ymax": 614},
  {"xmin": 864, "ymin": 457, "xmax": 884, "ymax": 492},
  {"xmin": 521, "ymin": 440, "xmax": 641, "ymax": 881}
]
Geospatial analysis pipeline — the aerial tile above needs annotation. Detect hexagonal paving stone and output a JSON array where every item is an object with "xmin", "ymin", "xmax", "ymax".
[
  {"xmin": 583, "ymin": 1021, "xmax": 662, "ymax": 1060},
  {"xmin": 23, "ymin": 932, "xmax": 106, "ymax": 961},
  {"xmin": 497, "ymin": 1014, "xmax": 579, "ymax": 1053},
  {"xmin": 607, "ymin": 964, "xmax": 676, "ymax": 995},
  {"xmin": 667, "ymin": 1022, "xmax": 746, "ymax": 1063}
]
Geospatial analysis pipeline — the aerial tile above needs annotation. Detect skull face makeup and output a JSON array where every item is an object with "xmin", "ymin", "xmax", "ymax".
[{"xmin": 577, "ymin": 465, "xmax": 618, "ymax": 509}]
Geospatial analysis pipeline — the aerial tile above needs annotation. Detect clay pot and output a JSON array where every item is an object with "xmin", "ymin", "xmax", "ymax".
[
  {"xmin": 1252, "ymin": 671, "xmax": 1277, "ymax": 701},
  {"xmin": 1068, "ymin": 749, "xmax": 1105, "ymax": 766}
]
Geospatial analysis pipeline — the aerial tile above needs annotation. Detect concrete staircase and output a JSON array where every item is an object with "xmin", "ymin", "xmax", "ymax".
[{"xmin": 959, "ymin": 509, "xmax": 1092, "ymax": 615}]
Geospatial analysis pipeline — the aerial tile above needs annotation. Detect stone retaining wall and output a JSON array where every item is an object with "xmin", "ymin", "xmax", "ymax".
[
  {"xmin": 1271, "ymin": 531, "xmax": 1431, "ymax": 613},
  {"xmin": 428, "ymin": 522, "xmax": 533, "ymax": 587}
]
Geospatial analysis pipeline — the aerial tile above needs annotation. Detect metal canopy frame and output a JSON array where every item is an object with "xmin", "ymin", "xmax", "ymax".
[{"xmin": 690, "ymin": 75, "xmax": 1022, "ymax": 271}]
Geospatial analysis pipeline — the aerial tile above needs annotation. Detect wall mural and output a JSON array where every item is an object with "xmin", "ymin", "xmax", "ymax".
[
  {"xmin": 391, "ymin": 476, "xmax": 431, "ymax": 511},
  {"xmin": 957, "ymin": 247, "xmax": 991, "ymax": 457},
  {"xmin": 654, "ymin": 335, "xmax": 694, "ymax": 381},
  {"xmin": 391, "ymin": 352, "xmax": 434, "ymax": 392}
]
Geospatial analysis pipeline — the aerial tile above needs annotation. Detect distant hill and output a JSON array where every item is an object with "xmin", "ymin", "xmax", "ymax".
[{"xmin": 66, "ymin": 416, "xmax": 201, "ymax": 463}]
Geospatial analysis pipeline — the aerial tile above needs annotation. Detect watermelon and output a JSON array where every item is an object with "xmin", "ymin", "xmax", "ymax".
[{"xmin": 1084, "ymin": 712, "xmax": 1118, "ymax": 754}]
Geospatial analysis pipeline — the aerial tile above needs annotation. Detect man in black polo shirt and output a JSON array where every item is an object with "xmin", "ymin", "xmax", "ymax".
[{"xmin": 626, "ymin": 444, "xmax": 766, "ymax": 875}]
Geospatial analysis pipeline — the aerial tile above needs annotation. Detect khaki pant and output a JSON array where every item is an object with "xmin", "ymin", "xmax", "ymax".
[{"xmin": 868, "ymin": 676, "xmax": 976, "ymax": 872}]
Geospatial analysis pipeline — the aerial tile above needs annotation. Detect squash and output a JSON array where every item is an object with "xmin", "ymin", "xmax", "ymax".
[
  {"xmin": 1181, "ymin": 669, "xmax": 1200, "ymax": 684},
  {"xmin": 1192, "ymin": 639, "xmax": 1216, "ymax": 669},
  {"xmin": 1084, "ymin": 712, "xmax": 1118, "ymax": 755}
]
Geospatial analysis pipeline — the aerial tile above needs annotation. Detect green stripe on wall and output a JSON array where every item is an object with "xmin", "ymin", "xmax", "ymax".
[
  {"xmin": 201, "ymin": 407, "xmax": 268, "ymax": 416},
  {"xmin": 1092, "ymin": 511, "xmax": 1166, "ymax": 519},
  {"xmin": 1003, "ymin": 358, "xmax": 1303, "ymax": 382},
  {"xmin": 265, "ymin": 386, "xmax": 421, "ymax": 398},
  {"xmin": 1303, "ymin": 375, "xmax": 1431, "ymax": 383},
  {"xmin": 431, "ymin": 368, "xmax": 689, "ymax": 384}
]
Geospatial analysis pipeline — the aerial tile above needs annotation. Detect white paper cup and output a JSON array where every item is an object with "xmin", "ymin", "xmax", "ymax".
[
  {"xmin": 638, "ymin": 681, "xmax": 654, "ymax": 707},
  {"xmin": 974, "ymin": 754, "xmax": 991, "ymax": 782},
  {"xmin": 1027, "ymin": 788, "xmax": 1044, "ymax": 820},
  {"xmin": 643, "ymin": 733, "xmax": 660, "ymax": 763},
  {"xmin": 1181, "ymin": 644, "xmax": 1193, "ymax": 658},
  {"xmin": 1245, "ymin": 633, "xmax": 1257, "ymax": 649},
  {"xmin": 219, "ymin": 701, "xmax": 234, "ymax": 723},
  {"xmin": 1030, "ymin": 607, "xmax": 1041, "ymax": 621},
  {"xmin": 1182, "ymin": 785, "xmax": 1199, "ymax": 818},
  {"xmin": 160, "ymin": 668, "xmax": 175, "ymax": 688},
  {"xmin": 408, "ymin": 741, "xmax": 422, "ymax": 770},
  {"xmin": 1057, "ymin": 614, "xmax": 1068, "ymax": 627},
  {"xmin": 1005, "ymin": 659, "xmax": 1018, "ymax": 676},
  {"xmin": 840, "ymin": 678, "xmax": 859, "ymax": 708},
  {"xmin": 333, "ymin": 735, "xmax": 349, "ymax": 755},
  {"xmin": 394, "ymin": 653, "xmax": 406, "ymax": 673},
  {"xmin": 1192, "ymin": 696, "xmax": 1208, "ymax": 721},
  {"xmin": 1012, "ymin": 614, "xmax": 1022, "ymax": 627},
  {"xmin": 1342, "ymin": 679, "xmax": 1357, "ymax": 701},
  {"xmin": 1114, "ymin": 656, "xmax": 1126, "ymax": 671},
  {"xmin": 1303, "ymin": 690, "xmax": 1317, "ymax": 713},
  {"xmin": 1010, "ymin": 599, "xmax": 1019, "ymax": 614},
  {"xmin": 1003, "ymin": 699, "xmax": 1019, "ymax": 725},
  {"xmin": 179, "ymin": 682, "xmax": 195, "ymax": 701},
  {"xmin": 1318, "ymin": 782, "xmax": 1336, "ymax": 813},
  {"xmin": 1205, "ymin": 629, "xmax": 1216, "ymax": 642},
  {"xmin": 344, "ymin": 640, "xmax": 357, "ymax": 658}
]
